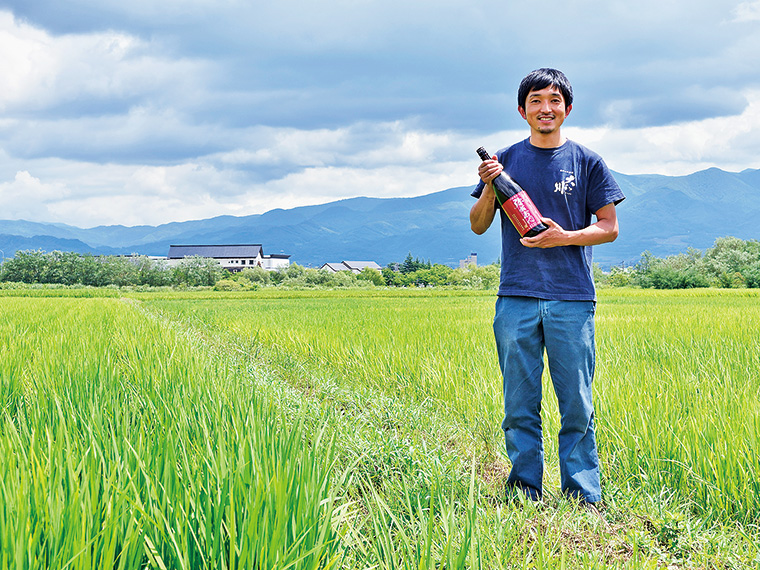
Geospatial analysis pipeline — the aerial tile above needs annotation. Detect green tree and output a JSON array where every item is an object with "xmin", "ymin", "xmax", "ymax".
[
  {"xmin": 592, "ymin": 263, "xmax": 608, "ymax": 286},
  {"xmin": 40, "ymin": 251, "xmax": 81, "ymax": 284},
  {"xmin": 270, "ymin": 267, "xmax": 288, "ymax": 285},
  {"xmin": 77, "ymin": 254, "xmax": 106, "ymax": 286},
  {"xmin": 239, "ymin": 267, "xmax": 271, "ymax": 286},
  {"xmin": 744, "ymin": 266, "xmax": 760, "ymax": 288},
  {"xmin": 400, "ymin": 253, "xmax": 430, "ymax": 274},
  {"xmin": 406, "ymin": 264, "xmax": 453, "ymax": 287},
  {"xmin": 382, "ymin": 266, "xmax": 404, "ymax": 287},
  {"xmin": 285, "ymin": 263, "xmax": 305, "ymax": 279},
  {"xmin": 133, "ymin": 256, "xmax": 171, "ymax": 287},
  {"xmin": 0, "ymin": 250, "xmax": 48, "ymax": 283},
  {"xmin": 301, "ymin": 268, "xmax": 334, "ymax": 286},
  {"xmin": 648, "ymin": 266, "xmax": 708, "ymax": 289},
  {"xmin": 447, "ymin": 263, "xmax": 500, "ymax": 289},
  {"xmin": 631, "ymin": 249, "xmax": 708, "ymax": 289},
  {"xmin": 171, "ymin": 256, "xmax": 224, "ymax": 287},
  {"xmin": 213, "ymin": 278, "xmax": 241, "ymax": 291},
  {"xmin": 607, "ymin": 267, "xmax": 631, "ymax": 287},
  {"xmin": 357, "ymin": 267, "xmax": 384, "ymax": 286},
  {"xmin": 703, "ymin": 237, "xmax": 760, "ymax": 287},
  {"xmin": 327, "ymin": 270, "xmax": 358, "ymax": 288},
  {"xmin": 99, "ymin": 256, "xmax": 140, "ymax": 287}
]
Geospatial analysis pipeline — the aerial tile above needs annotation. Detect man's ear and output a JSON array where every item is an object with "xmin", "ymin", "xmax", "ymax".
[
  {"xmin": 565, "ymin": 103, "xmax": 572, "ymax": 116},
  {"xmin": 518, "ymin": 106, "xmax": 526, "ymax": 120}
]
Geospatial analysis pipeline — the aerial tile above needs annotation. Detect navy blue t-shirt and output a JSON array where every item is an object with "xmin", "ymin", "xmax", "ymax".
[{"xmin": 472, "ymin": 138, "xmax": 625, "ymax": 301}]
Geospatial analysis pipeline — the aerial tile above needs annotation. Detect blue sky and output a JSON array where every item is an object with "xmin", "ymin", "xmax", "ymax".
[{"xmin": 1, "ymin": 0, "xmax": 760, "ymax": 227}]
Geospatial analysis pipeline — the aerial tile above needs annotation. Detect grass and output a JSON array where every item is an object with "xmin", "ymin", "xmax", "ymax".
[
  {"xmin": 0, "ymin": 288, "xmax": 758, "ymax": 568},
  {"xmin": 140, "ymin": 289, "xmax": 760, "ymax": 521},
  {"xmin": 595, "ymin": 289, "xmax": 760, "ymax": 523},
  {"xmin": 0, "ymin": 297, "xmax": 344, "ymax": 568}
]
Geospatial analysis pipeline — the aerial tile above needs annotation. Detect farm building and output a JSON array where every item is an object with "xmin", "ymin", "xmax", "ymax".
[
  {"xmin": 167, "ymin": 244, "xmax": 290, "ymax": 272},
  {"xmin": 320, "ymin": 261, "xmax": 382, "ymax": 274}
]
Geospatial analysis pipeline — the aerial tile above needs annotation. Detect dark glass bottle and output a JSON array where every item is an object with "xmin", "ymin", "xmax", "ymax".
[{"xmin": 476, "ymin": 147, "xmax": 548, "ymax": 237}]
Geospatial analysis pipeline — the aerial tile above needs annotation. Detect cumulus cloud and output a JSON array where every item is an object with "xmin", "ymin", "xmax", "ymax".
[
  {"xmin": 5, "ymin": 93, "xmax": 760, "ymax": 228},
  {"xmin": 0, "ymin": 169, "xmax": 69, "ymax": 220},
  {"xmin": 1, "ymin": 1, "xmax": 760, "ymax": 228},
  {"xmin": 572, "ymin": 89, "xmax": 760, "ymax": 175}
]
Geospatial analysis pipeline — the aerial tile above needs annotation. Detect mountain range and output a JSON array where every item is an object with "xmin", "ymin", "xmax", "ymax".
[{"xmin": 1, "ymin": 167, "xmax": 759, "ymax": 269}]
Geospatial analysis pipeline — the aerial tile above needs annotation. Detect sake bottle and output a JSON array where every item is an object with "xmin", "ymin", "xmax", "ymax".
[{"xmin": 477, "ymin": 146, "xmax": 548, "ymax": 237}]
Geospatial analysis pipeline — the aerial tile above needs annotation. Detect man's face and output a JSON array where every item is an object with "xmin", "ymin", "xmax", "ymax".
[{"xmin": 518, "ymin": 85, "xmax": 571, "ymax": 136}]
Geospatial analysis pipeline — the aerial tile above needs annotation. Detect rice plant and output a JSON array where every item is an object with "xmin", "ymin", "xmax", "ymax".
[
  {"xmin": 0, "ymin": 297, "xmax": 344, "ymax": 568},
  {"xmin": 142, "ymin": 288, "xmax": 760, "ymax": 525},
  {"xmin": 2, "ymin": 288, "xmax": 758, "ymax": 568}
]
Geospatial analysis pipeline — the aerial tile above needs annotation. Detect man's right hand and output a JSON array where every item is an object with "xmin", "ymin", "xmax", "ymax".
[{"xmin": 478, "ymin": 155, "xmax": 503, "ymax": 185}]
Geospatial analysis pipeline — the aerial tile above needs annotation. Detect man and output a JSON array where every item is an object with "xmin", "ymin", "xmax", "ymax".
[{"xmin": 470, "ymin": 68, "xmax": 625, "ymax": 505}]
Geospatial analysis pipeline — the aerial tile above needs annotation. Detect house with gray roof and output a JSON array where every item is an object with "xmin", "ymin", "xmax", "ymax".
[
  {"xmin": 319, "ymin": 260, "xmax": 382, "ymax": 274},
  {"xmin": 320, "ymin": 262, "xmax": 348, "ymax": 273},
  {"xmin": 167, "ymin": 244, "xmax": 290, "ymax": 272}
]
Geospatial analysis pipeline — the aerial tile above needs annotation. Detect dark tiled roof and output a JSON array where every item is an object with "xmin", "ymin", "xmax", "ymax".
[{"xmin": 168, "ymin": 244, "xmax": 262, "ymax": 259}]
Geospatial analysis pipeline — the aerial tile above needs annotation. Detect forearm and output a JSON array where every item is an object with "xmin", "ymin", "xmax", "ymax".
[
  {"xmin": 559, "ymin": 217, "xmax": 619, "ymax": 246},
  {"xmin": 521, "ymin": 203, "xmax": 619, "ymax": 248},
  {"xmin": 470, "ymin": 184, "xmax": 498, "ymax": 234}
]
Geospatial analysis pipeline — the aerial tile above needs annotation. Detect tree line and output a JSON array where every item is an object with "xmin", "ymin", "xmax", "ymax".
[
  {"xmin": 599, "ymin": 236, "xmax": 760, "ymax": 289},
  {"xmin": 211, "ymin": 253, "xmax": 501, "ymax": 290},
  {"xmin": 0, "ymin": 249, "xmax": 499, "ymax": 290},
  {"xmin": 1, "ymin": 237, "xmax": 759, "ymax": 290},
  {"xmin": 0, "ymin": 251, "xmax": 222, "ymax": 288}
]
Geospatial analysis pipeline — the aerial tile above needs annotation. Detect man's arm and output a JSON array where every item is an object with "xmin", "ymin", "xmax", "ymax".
[
  {"xmin": 470, "ymin": 184, "xmax": 498, "ymax": 234},
  {"xmin": 520, "ymin": 202, "xmax": 619, "ymax": 248},
  {"xmin": 470, "ymin": 156, "xmax": 503, "ymax": 235}
]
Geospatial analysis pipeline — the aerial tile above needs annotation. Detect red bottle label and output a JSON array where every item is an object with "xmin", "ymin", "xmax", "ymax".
[{"xmin": 501, "ymin": 191, "xmax": 543, "ymax": 236}]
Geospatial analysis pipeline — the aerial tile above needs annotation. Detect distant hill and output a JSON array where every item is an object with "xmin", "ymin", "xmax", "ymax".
[{"xmin": 1, "ymin": 167, "xmax": 759, "ymax": 268}]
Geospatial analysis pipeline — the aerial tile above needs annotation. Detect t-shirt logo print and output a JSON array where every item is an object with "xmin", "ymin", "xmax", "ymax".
[{"xmin": 554, "ymin": 171, "xmax": 576, "ymax": 196}]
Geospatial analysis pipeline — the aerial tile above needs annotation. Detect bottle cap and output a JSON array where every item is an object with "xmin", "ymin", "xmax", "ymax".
[{"xmin": 476, "ymin": 147, "xmax": 490, "ymax": 161}]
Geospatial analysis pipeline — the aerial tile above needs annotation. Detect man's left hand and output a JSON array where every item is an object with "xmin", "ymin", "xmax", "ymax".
[{"xmin": 520, "ymin": 218, "xmax": 569, "ymax": 248}]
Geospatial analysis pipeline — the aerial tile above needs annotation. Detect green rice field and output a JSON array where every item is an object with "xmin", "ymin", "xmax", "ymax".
[{"xmin": 0, "ymin": 288, "xmax": 758, "ymax": 568}]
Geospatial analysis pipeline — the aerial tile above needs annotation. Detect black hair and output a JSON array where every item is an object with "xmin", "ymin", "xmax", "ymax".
[{"xmin": 517, "ymin": 68, "xmax": 573, "ymax": 110}]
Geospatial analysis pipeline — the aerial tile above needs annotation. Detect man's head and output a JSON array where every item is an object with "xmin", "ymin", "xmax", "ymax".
[{"xmin": 517, "ymin": 68, "xmax": 573, "ymax": 112}]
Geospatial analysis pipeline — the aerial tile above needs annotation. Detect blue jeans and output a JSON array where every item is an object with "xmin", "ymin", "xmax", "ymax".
[{"xmin": 493, "ymin": 296, "xmax": 601, "ymax": 503}]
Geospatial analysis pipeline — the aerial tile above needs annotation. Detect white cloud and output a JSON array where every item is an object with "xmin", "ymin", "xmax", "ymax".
[
  {"xmin": 7, "ymin": 91, "xmax": 760, "ymax": 228},
  {"xmin": 0, "ymin": 170, "xmax": 69, "ymax": 220},
  {"xmin": 2, "ymin": 2, "xmax": 760, "ymax": 230},
  {"xmin": 567, "ymin": 89, "xmax": 760, "ymax": 175},
  {"xmin": 212, "ymin": 123, "xmax": 471, "ymax": 171},
  {"xmin": 732, "ymin": 0, "xmax": 760, "ymax": 21},
  {"xmin": 0, "ymin": 13, "xmax": 57, "ymax": 109},
  {"xmin": 0, "ymin": 10, "xmax": 207, "ymax": 116}
]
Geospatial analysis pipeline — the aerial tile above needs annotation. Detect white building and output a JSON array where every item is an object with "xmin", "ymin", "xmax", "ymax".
[
  {"xmin": 167, "ymin": 244, "xmax": 290, "ymax": 272},
  {"xmin": 459, "ymin": 252, "xmax": 477, "ymax": 269}
]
